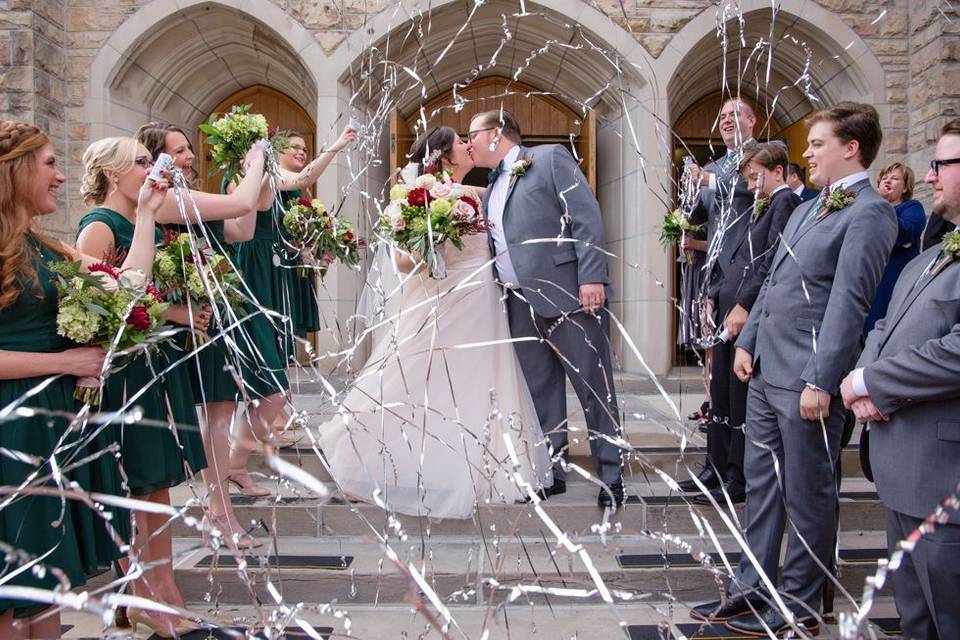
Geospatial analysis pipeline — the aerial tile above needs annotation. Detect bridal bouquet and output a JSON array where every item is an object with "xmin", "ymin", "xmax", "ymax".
[
  {"xmin": 659, "ymin": 208, "xmax": 702, "ymax": 248},
  {"xmin": 381, "ymin": 172, "xmax": 490, "ymax": 279},
  {"xmin": 49, "ymin": 260, "xmax": 169, "ymax": 404},
  {"xmin": 154, "ymin": 229, "xmax": 245, "ymax": 310},
  {"xmin": 199, "ymin": 104, "xmax": 288, "ymax": 182},
  {"xmin": 282, "ymin": 196, "xmax": 365, "ymax": 277}
]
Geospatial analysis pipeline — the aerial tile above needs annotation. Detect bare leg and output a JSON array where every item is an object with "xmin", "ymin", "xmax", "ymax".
[
  {"xmin": 199, "ymin": 401, "xmax": 239, "ymax": 522},
  {"xmin": 27, "ymin": 610, "xmax": 60, "ymax": 639},
  {"xmin": 0, "ymin": 610, "xmax": 27, "ymax": 640},
  {"xmin": 228, "ymin": 392, "xmax": 286, "ymax": 494}
]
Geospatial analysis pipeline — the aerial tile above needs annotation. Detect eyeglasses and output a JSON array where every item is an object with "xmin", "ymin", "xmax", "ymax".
[
  {"xmin": 930, "ymin": 157, "xmax": 960, "ymax": 176},
  {"xmin": 467, "ymin": 127, "xmax": 496, "ymax": 141},
  {"xmin": 134, "ymin": 157, "xmax": 153, "ymax": 168},
  {"xmin": 288, "ymin": 144, "xmax": 307, "ymax": 152}
]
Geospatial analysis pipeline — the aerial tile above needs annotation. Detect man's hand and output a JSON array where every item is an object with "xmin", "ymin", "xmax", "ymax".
[
  {"xmin": 799, "ymin": 386, "xmax": 832, "ymax": 421},
  {"xmin": 680, "ymin": 235, "xmax": 707, "ymax": 252},
  {"xmin": 840, "ymin": 371, "xmax": 863, "ymax": 409},
  {"xmin": 733, "ymin": 347, "xmax": 753, "ymax": 383},
  {"xmin": 724, "ymin": 304, "xmax": 749, "ymax": 340},
  {"xmin": 851, "ymin": 397, "xmax": 889, "ymax": 423},
  {"xmin": 579, "ymin": 283, "xmax": 605, "ymax": 316}
]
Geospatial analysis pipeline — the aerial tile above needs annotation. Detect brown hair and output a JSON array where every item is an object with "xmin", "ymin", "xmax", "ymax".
[
  {"xmin": 408, "ymin": 126, "xmax": 459, "ymax": 174},
  {"xmin": 806, "ymin": 102, "xmax": 882, "ymax": 168},
  {"xmin": 472, "ymin": 109, "xmax": 522, "ymax": 144},
  {"xmin": 941, "ymin": 118, "xmax": 960, "ymax": 137},
  {"xmin": 135, "ymin": 121, "xmax": 197, "ymax": 187},
  {"xmin": 0, "ymin": 121, "xmax": 68, "ymax": 309},
  {"xmin": 878, "ymin": 161, "xmax": 915, "ymax": 201},
  {"xmin": 739, "ymin": 141, "xmax": 788, "ymax": 174}
]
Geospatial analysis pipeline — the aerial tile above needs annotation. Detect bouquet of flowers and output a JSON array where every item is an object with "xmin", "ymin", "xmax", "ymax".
[
  {"xmin": 282, "ymin": 197, "xmax": 365, "ymax": 277},
  {"xmin": 199, "ymin": 104, "xmax": 288, "ymax": 182},
  {"xmin": 49, "ymin": 261, "xmax": 169, "ymax": 404},
  {"xmin": 659, "ymin": 208, "xmax": 702, "ymax": 248},
  {"xmin": 380, "ymin": 172, "xmax": 491, "ymax": 279},
  {"xmin": 154, "ymin": 230, "xmax": 245, "ymax": 310}
]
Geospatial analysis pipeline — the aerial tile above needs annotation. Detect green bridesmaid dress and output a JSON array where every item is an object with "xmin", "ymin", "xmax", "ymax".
[
  {"xmin": 279, "ymin": 189, "xmax": 321, "ymax": 340},
  {"xmin": 0, "ymin": 236, "xmax": 128, "ymax": 616},
  {"xmin": 77, "ymin": 208, "xmax": 206, "ymax": 495},
  {"xmin": 220, "ymin": 181, "xmax": 289, "ymax": 397}
]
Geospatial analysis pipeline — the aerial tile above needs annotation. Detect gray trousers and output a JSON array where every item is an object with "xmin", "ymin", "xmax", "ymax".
[
  {"xmin": 729, "ymin": 370, "xmax": 845, "ymax": 615},
  {"xmin": 886, "ymin": 509, "xmax": 960, "ymax": 640},
  {"xmin": 505, "ymin": 290, "xmax": 623, "ymax": 485}
]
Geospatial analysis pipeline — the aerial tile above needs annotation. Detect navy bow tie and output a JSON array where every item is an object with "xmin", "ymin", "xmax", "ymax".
[{"xmin": 487, "ymin": 161, "xmax": 504, "ymax": 185}]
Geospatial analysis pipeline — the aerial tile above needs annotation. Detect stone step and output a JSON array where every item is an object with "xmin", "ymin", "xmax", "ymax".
[
  {"xmin": 168, "ymin": 478, "xmax": 883, "ymax": 539},
  {"xmin": 60, "ymin": 598, "xmax": 904, "ymax": 639}
]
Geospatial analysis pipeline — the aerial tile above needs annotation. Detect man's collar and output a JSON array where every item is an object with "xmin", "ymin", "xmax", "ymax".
[
  {"xmin": 792, "ymin": 184, "xmax": 805, "ymax": 196},
  {"xmin": 726, "ymin": 138, "xmax": 756, "ymax": 154},
  {"xmin": 769, "ymin": 184, "xmax": 791, "ymax": 196},
  {"xmin": 501, "ymin": 145, "xmax": 521, "ymax": 167},
  {"xmin": 826, "ymin": 170, "xmax": 870, "ymax": 192}
]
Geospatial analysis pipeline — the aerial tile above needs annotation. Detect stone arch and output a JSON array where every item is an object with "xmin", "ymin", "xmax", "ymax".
[
  {"xmin": 659, "ymin": 0, "xmax": 889, "ymax": 136},
  {"xmin": 85, "ymin": 0, "xmax": 323, "ymax": 140}
]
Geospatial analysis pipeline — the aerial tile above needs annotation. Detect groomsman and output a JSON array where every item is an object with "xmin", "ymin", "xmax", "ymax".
[
  {"xmin": 679, "ymin": 98, "xmax": 756, "ymax": 495},
  {"xmin": 693, "ymin": 142, "xmax": 800, "ymax": 506},
  {"xmin": 691, "ymin": 102, "xmax": 896, "ymax": 635},
  {"xmin": 786, "ymin": 163, "xmax": 819, "ymax": 202},
  {"xmin": 840, "ymin": 118, "xmax": 960, "ymax": 640}
]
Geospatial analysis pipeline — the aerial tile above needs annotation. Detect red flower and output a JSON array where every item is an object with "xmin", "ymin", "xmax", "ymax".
[
  {"xmin": 268, "ymin": 126, "xmax": 279, "ymax": 139},
  {"xmin": 344, "ymin": 231, "xmax": 354, "ymax": 241},
  {"xmin": 161, "ymin": 227, "xmax": 179, "ymax": 246},
  {"xmin": 145, "ymin": 283, "xmax": 164, "ymax": 302},
  {"xmin": 298, "ymin": 197, "xmax": 312, "ymax": 207},
  {"xmin": 356, "ymin": 237, "xmax": 367, "ymax": 248},
  {"xmin": 126, "ymin": 306, "xmax": 151, "ymax": 331},
  {"xmin": 407, "ymin": 188, "xmax": 428, "ymax": 207},
  {"xmin": 460, "ymin": 196, "xmax": 479, "ymax": 212},
  {"xmin": 88, "ymin": 262, "xmax": 119, "ymax": 279}
]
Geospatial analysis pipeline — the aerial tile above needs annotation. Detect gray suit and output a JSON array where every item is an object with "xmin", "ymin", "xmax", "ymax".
[
  {"xmin": 857, "ymin": 245, "xmax": 960, "ymax": 639},
  {"xmin": 730, "ymin": 179, "xmax": 896, "ymax": 615},
  {"xmin": 482, "ymin": 144, "xmax": 622, "ymax": 485},
  {"xmin": 689, "ymin": 152, "xmax": 753, "ymax": 284}
]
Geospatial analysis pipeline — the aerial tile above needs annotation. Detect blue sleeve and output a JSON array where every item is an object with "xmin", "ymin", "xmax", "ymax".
[{"xmin": 896, "ymin": 200, "xmax": 926, "ymax": 247}]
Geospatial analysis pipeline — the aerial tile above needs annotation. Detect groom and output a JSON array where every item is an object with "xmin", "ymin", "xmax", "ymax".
[{"xmin": 467, "ymin": 110, "xmax": 625, "ymax": 508}]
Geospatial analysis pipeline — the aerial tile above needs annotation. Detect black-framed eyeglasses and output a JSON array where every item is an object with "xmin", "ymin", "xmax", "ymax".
[
  {"xmin": 467, "ymin": 127, "xmax": 496, "ymax": 141},
  {"xmin": 930, "ymin": 157, "xmax": 960, "ymax": 175}
]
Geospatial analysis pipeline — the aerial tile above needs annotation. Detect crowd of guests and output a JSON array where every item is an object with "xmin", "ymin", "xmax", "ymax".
[
  {"xmin": 676, "ymin": 99, "xmax": 960, "ymax": 638},
  {"xmin": 0, "ymin": 118, "xmax": 354, "ymax": 638}
]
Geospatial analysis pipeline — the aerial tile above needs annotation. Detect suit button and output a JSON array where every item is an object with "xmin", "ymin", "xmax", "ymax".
[
  {"xmin": 770, "ymin": 279, "xmax": 776, "ymax": 286},
  {"xmin": 764, "ymin": 310, "xmax": 770, "ymax": 318}
]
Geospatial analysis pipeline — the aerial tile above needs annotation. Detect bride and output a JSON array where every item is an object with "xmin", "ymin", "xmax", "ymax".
[{"xmin": 317, "ymin": 126, "xmax": 552, "ymax": 519}]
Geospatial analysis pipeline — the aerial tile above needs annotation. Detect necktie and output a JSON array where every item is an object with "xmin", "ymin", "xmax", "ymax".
[
  {"xmin": 810, "ymin": 184, "xmax": 832, "ymax": 218},
  {"xmin": 488, "ymin": 160, "xmax": 504, "ymax": 185}
]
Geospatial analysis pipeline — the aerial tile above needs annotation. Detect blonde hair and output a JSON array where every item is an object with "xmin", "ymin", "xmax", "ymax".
[
  {"xmin": 0, "ymin": 120, "xmax": 68, "ymax": 310},
  {"xmin": 878, "ymin": 161, "xmax": 915, "ymax": 201},
  {"xmin": 80, "ymin": 136, "xmax": 139, "ymax": 205}
]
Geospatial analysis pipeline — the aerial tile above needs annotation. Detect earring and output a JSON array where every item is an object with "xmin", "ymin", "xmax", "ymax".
[{"xmin": 488, "ymin": 137, "xmax": 498, "ymax": 152}]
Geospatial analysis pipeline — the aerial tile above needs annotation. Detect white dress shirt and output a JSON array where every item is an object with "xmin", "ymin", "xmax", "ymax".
[
  {"xmin": 706, "ymin": 138, "xmax": 755, "ymax": 191},
  {"xmin": 793, "ymin": 184, "xmax": 806, "ymax": 198},
  {"xmin": 486, "ymin": 145, "xmax": 522, "ymax": 288}
]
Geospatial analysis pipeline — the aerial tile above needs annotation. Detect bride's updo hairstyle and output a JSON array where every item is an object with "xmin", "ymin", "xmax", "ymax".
[
  {"xmin": 80, "ymin": 137, "xmax": 139, "ymax": 206},
  {"xmin": 408, "ymin": 126, "xmax": 458, "ymax": 175}
]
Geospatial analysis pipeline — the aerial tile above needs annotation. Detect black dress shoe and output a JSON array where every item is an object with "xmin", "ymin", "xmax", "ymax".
[
  {"xmin": 523, "ymin": 480, "xmax": 566, "ymax": 503},
  {"xmin": 597, "ymin": 480, "xmax": 625, "ymax": 508},
  {"xmin": 689, "ymin": 594, "xmax": 763, "ymax": 622},
  {"xmin": 693, "ymin": 480, "xmax": 746, "ymax": 505},
  {"xmin": 677, "ymin": 465, "xmax": 721, "ymax": 493},
  {"xmin": 724, "ymin": 605, "xmax": 819, "ymax": 637}
]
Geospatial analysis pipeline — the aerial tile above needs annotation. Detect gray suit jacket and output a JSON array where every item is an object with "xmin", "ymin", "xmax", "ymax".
[
  {"xmin": 482, "ymin": 144, "xmax": 612, "ymax": 317},
  {"xmin": 736, "ymin": 179, "xmax": 896, "ymax": 393},
  {"xmin": 858, "ymin": 246, "xmax": 960, "ymax": 522},
  {"xmin": 689, "ymin": 154, "xmax": 753, "ymax": 280}
]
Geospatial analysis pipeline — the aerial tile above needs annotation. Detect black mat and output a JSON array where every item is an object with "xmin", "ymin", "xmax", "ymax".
[
  {"xmin": 627, "ymin": 617, "xmax": 899, "ymax": 639},
  {"xmin": 195, "ymin": 554, "xmax": 353, "ymax": 570},
  {"xmin": 144, "ymin": 626, "xmax": 334, "ymax": 639},
  {"xmin": 630, "ymin": 489, "xmax": 877, "ymax": 505},
  {"xmin": 230, "ymin": 496, "xmax": 311, "ymax": 506},
  {"xmin": 617, "ymin": 548, "xmax": 885, "ymax": 569}
]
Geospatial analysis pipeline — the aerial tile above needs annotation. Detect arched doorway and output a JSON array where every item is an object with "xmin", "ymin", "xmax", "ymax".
[
  {"xmin": 389, "ymin": 77, "xmax": 596, "ymax": 192},
  {"xmin": 199, "ymin": 84, "xmax": 317, "ymax": 193}
]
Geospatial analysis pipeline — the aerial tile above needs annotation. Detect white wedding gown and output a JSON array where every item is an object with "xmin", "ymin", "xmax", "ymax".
[{"xmin": 317, "ymin": 232, "xmax": 552, "ymax": 519}]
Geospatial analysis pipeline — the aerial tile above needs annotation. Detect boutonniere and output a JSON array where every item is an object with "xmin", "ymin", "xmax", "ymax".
[
  {"xmin": 932, "ymin": 230, "xmax": 960, "ymax": 276},
  {"xmin": 509, "ymin": 155, "xmax": 533, "ymax": 185},
  {"xmin": 751, "ymin": 195, "xmax": 770, "ymax": 222},
  {"xmin": 814, "ymin": 186, "xmax": 856, "ymax": 221}
]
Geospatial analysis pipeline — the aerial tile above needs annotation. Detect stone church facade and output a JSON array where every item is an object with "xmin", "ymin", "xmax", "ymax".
[{"xmin": 1, "ymin": 0, "xmax": 956, "ymax": 374}]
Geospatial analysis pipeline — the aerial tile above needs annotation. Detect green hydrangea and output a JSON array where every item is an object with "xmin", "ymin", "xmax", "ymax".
[
  {"xmin": 56, "ymin": 302, "xmax": 101, "ymax": 344},
  {"xmin": 429, "ymin": 198, "xmax": 452, "ymax": 218},
  {"xmin": 155, "ymin": 252, "xmax": 177, "ymax": 280},
  {"xmin": 186, "ymin": 266, "xmax": 205, "ymax": 299}
]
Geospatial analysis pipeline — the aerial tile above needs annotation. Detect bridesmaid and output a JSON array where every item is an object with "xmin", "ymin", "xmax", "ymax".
[
  {"xmin": 75, "ymin": 137, "xmax": 207, "ymax": 637},
  {"xmin": 0, "ymin": 121, "xmax": 161, "ymax": 639},
  {"xmin": 225, "ymin": 124, "xmax": 356, "ymax": 495},
  {"xmin": 135, "ymin": 122, "xmax": 269, "ymax": 546}
]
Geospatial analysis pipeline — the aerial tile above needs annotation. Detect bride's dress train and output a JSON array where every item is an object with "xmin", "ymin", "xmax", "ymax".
[{"xmin": 317, "ymin": 233, "xmax": 552, "ymax": 519}]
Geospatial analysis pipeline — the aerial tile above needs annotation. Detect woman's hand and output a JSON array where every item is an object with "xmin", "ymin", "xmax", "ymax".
[
  {"xmin": 137, "ymin": 170, "xmax": 171, "ymax": 215},
  {"xmin": 163, "ymin": 303, "xmax": 211, "ymax": 333},
  {"xmin": 62, "ymin": 347, "xmax": 108, "ymax": 378},
  {"xmin": 331, "ymin": 126, "xmax": 358, "ymax": 153},
  {"xmin": 243, "ymin": 139, "xmax": 266, "ymax": 170}
]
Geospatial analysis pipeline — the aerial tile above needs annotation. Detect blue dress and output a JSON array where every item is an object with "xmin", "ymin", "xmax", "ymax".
[{"xmin": 864, "ymin": 199, "xmax": 926, "ymax": 335}]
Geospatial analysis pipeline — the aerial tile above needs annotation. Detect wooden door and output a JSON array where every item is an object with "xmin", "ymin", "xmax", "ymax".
[
  {"xmin": 199, "ymin": 84, "xmax": 316, "ymax": 193},
  {"xmin": 578, "ymin": 108, "xmax": 596, "ymax": 195}
]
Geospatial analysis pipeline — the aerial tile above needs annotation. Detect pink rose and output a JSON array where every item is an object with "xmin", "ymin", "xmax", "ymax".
[
  {"xmin": 429, "ymin": 182, "xmax": 453, "ymax": 199},
  {"xmin": 451, "ymin": 198, "xmax": 477, "ymax": 221}
]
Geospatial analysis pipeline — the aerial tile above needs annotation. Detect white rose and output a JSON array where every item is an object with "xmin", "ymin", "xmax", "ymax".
[
  {"xmin": 90, "ymin": 271, "xmax": 119, "ymax": 292},
  {"xmin": 384, "ymin": 201, "xmax": 405, "ymax": 231},
  {"xmin": 447, "ymin": 185, "xmax": 465, "ymax": 200},
  {"xmin": 429, "ymin": 182, "xmax": 453, "ymax": 199},
  {"xmin": 415, "ymin": 173, "xmax": 436, "ymax": 189},
  {"xmin": 118, "ymin": 269, "xmax": 146, "ymax": 290},
  {"xmin": 452, "ymin": 198, "xmax": 477, "ymax": 221}
]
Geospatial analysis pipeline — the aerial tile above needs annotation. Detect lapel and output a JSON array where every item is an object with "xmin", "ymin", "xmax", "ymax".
[
  {"xmin": 878, "ymin": 253, "xmax": 957, "ymax": 351},
  {"xmin": 501, "ymin": 145, "xmax": 529, "ymax": 220}
]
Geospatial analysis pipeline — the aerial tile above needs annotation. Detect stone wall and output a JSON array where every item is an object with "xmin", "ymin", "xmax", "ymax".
[{"xmin": 0, "ymin": 0, "xmax": 947, "ymax": 233}]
